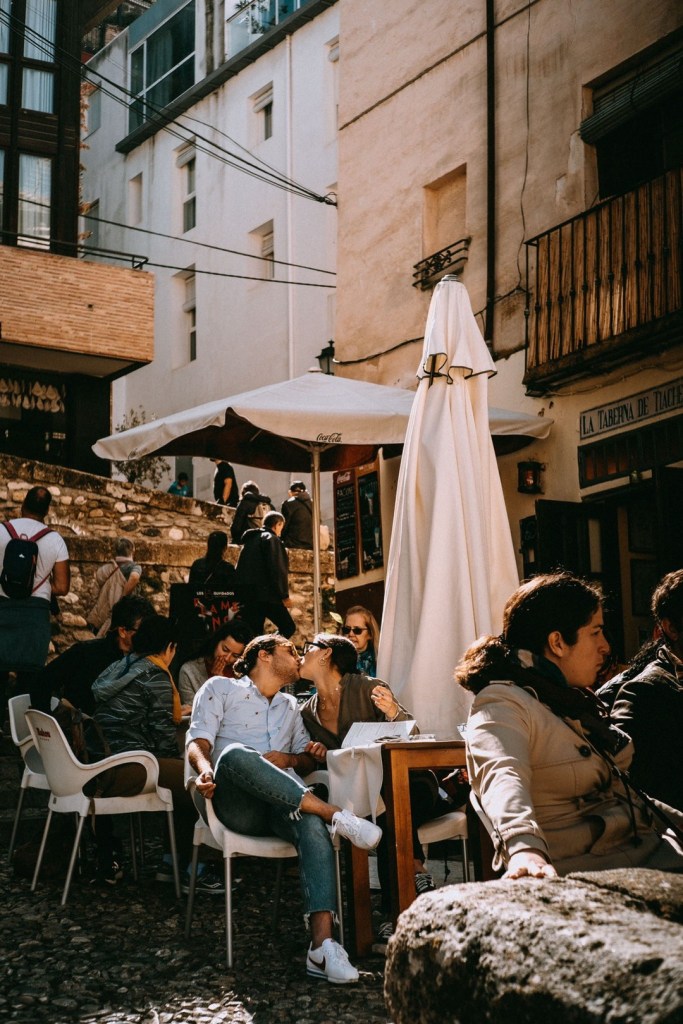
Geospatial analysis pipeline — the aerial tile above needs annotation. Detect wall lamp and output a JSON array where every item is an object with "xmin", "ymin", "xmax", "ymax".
[
  {"xmin": 517, "ymin": 460, "xmax": 544, "ymax": 494},
  {"xmin": 316, "ymin": 340, "xmax": 335, "ymax": 375}
]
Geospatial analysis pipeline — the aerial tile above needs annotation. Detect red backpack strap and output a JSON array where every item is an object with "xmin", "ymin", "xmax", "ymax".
[
  {"xmin": 2, "ymin": 521, "xmax": 19, "ymax": 540},
  {"xmin": 29, "ymin": 526, "xmax": 53, "ymax": 543}
]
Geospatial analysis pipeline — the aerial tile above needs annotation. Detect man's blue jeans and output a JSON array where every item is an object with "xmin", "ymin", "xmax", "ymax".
[{"xmin": 212, "ymin": 744, "xmax": 337, "ymax": 919}]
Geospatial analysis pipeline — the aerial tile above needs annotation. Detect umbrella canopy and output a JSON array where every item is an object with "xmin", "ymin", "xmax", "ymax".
[
  {"xmin": 93, "ymin": 369, "xmax": 550, "ymax": 635},
  {"xmin": 377, "ymin": 280, "xmax": 523, "ymax": 736}
]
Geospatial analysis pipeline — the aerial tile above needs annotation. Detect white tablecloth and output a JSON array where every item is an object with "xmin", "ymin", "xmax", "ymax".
[{"xmin": 327, "ymin": 744, "xmax": 385, "ymax": 821}]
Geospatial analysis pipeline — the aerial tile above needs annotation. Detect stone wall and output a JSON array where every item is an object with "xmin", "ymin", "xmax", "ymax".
[{"xmin": 0, "ymin": 454, "xmax": 336, "ymax": 654}]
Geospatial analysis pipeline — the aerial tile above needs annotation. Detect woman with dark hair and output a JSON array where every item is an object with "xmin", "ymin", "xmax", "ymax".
[
  {"xmin": 178, "ymin": 619, "xmax": 253, "ymax": 705},
  {"xmin": 457, "ymin": 572, "xmax": 683, "ymax": 880},
  {"xmin": 300, "ymin": 634, "xmax": 452, "ymax": 938},
  {"xmin": 188, "ymin": 531, "xmax": 236, "ymax": 589},
  {"xmin": 342, "ymin": 605, "xmax": 380, "ymax": 676}
]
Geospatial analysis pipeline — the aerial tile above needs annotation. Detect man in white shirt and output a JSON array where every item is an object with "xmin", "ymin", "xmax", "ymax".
[
  {"xmin": 0, "ymin": 485, "xmax": 70, "ymax": 713},
  {"xmin": 187, "ymin": 633, "xmax": 382, "ymax": 985}
]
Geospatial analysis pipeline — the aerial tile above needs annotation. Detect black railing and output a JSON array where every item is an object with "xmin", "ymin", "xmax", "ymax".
[
  {"xmin": 525, "ymin": 169, "xmax": 682, "ymax": 387},
  {"xmin": 412, "ymin": 237, "xmax": 470, "ymax": 290}
]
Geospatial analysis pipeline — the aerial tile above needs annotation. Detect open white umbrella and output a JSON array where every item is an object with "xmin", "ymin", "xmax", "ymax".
[
  {"xmin": 94, "ymin": 370, "xmax": 550, "ymax": 634},
  {"xmin": 377, "ymin": 280, "xmax": 532, "ymax": 735}
]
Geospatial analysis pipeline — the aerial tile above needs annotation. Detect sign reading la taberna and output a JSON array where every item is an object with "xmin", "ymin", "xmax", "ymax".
[{"xmin": 580, "ymin": 377, "xmax": 683, "ymax": 440}]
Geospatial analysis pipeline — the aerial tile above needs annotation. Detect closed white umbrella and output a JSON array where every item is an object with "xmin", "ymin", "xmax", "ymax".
[{"xmin": 377, "ymin": 279, "xmax": 522, "ymax": 736}]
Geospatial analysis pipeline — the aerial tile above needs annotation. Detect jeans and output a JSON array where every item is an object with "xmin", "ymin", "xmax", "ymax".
[{"xmin": 212, "ymin": 744, "xmax": 337, "ymax": 917}]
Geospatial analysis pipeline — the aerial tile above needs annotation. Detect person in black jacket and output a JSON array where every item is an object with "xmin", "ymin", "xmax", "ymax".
[
  {"xmin": 281, "ymin": 480, "xmax": 313, "ymax": 549},
  {"xmin": 188, "ymin": 531, "xmax": 236, "ymax": 589},
  {"xmin": 610, "ymin": 569, "xmax": 683, "ymax": 812},
  {"xmin": 235, "ymin": 512, "xmax": 295, "ymax": 638},
  {"xmin": 231, "ymin": 481, "xmax": 273, "ymax": 545},
  {"xmin": 29, "ymin": 595, "xmax": 154, "ymax": 714}
]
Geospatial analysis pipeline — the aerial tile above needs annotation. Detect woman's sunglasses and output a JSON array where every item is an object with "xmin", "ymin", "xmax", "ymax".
[{"xmin": 342, "ymin": 626, "xmax": 367, "ymax": 636}]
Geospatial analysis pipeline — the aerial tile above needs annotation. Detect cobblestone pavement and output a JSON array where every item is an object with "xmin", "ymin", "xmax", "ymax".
[{"xmin": 0, "ymin": 816, "xmax": 391, "ymax": 1024}]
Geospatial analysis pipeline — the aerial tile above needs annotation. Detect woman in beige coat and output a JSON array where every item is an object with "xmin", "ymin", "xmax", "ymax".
[{"xmin": 456, "ymin": 572, "xmax": 683, "ymax": 880}]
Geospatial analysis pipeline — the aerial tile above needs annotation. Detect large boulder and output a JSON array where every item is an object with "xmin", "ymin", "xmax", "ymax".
[{"xmin": 385, "ymin": 870, "xmax": 683, "ymax": 1024}]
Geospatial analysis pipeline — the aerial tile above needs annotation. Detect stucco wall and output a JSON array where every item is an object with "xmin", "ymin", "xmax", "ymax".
[{"xmin": 0, "ymin": 454, "xmax": 335, "ymax": 657}]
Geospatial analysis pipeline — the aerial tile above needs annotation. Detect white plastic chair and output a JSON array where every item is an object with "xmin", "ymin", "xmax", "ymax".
[
  {"xmin": 25, "ymin": 709, "xmax": 181, "ymax": 905},
  {"xmin": 417, "ymin": 809, "xmax": 470, "ymax": 882},
  {"xmin": 7, "ymin": 694, "xmax": 58, "ymax": 862},
  {"xmin": 184, "ymin": 763, "xmax": 343, "ymax": 968}
]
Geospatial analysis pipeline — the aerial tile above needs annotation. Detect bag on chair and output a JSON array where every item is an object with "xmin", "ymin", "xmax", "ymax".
[{"xmin": 52, "ymin": 698, "xmax": 111, "ymax": 763}]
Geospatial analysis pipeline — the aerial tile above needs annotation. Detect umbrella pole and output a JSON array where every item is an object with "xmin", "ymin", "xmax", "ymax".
[{"xmin": 310, "ymin": 446, "xmax": 322, "ymax": 634}]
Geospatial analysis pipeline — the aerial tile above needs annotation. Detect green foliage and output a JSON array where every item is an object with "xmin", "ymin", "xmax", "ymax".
[{"xmin": 111, "ymin": 407, "xmax": 171, "ymax": 489}]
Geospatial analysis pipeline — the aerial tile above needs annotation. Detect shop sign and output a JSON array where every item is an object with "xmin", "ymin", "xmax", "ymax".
[{"xmin": 579, "ymin": 377, "xmax": 683, "ymax": 440}]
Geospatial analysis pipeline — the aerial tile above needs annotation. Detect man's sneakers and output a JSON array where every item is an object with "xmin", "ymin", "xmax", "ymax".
[
  {"xmin": 90, "ymin": 859, "xmax": 124, "ymax": 887},
  {"xmin": 306, "ymin": 939, "xmax": 359, "ymax": 984},
  {"xmin": 329, "ymin": 809, "xmax": 382, "ymax": 850},
  {"xmin": 415, "ymin": 871, "xmax": 436, "ymax": 896},
  {"xmin": 372, "ymin": 919, "xmax": 394, "ymax": 955},
  {"xmin": 181, "ymin": 863, "xmax": 225, "ymax": 896}
]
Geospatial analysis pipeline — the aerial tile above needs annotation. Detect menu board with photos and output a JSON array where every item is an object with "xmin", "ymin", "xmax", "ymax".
[
  {"xmin": 333, "ymin": 470, "xmax": 359, "ymax": 579},
  {"xmin": 358, "ymin": 469, "xmax": 383, "ymax": 571}
]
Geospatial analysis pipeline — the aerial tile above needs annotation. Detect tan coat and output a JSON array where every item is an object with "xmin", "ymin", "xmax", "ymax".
[{"xmin": 466, "ymin": 681, "xmax": 674, "ymax": 873}]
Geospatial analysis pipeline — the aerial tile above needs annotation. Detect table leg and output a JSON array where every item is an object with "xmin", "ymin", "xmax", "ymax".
[
  {"xmin": 346, "ymin": 845, "xmax": 374, "ymax": 956},
  {"xmin": 382, "ymin": 750, "xmax": 417, "ymax": 923}
]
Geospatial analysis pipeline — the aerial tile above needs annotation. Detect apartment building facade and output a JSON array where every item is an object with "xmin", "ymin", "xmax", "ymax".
[
  {"xmin": 0, "ymin": 0, "xmax": 153, "ymax": 473},
  {"xmin": 82, "ymin": 0, "xmax": 339, "ymax": 503},
  {"xmin": 334, "ymin": 0, "xmax": 683, "ymax": 658}
]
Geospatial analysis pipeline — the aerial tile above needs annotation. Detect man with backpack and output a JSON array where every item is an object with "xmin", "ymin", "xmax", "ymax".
[
  {"xmin": 230, "ymin": 481, "xmax": 274, "ymax": 545},
  {"xmin": 235, "ymin": 511, "xmax": 296, "ymax": 638},
  {"xmin": 281, "ymin": 480, "xmax": 314, "ymax": 550},
  {"xmin": 0, "ymin": 486, "xmax": 70, "ymax": 717}
]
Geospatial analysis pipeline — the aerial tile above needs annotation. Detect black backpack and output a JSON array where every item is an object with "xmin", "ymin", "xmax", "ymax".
[{"xmin": 0, "ymin": 521, "xmax": 52, "ymax": 599}]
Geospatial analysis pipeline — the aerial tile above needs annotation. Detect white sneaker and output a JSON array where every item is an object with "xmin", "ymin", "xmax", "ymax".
[
  {"xmin": 306, "ymin": 938, "xmax": 359, "ymax": 984},
  {"xmin": 329, "ymin": 809, "xmax": 382, "ymax": 850}
]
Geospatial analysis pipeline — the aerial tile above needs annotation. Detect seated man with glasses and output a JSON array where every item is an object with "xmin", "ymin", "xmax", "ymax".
[{"xmin": 187, "ymin": 633, "xmax": 382, "ymax": 984}]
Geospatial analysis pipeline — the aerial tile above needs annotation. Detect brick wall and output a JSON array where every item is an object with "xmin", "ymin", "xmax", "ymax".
[
  {"xmin": 0, "ymin": 454, "xmax": 336, "ymax": 655},
  {"xmin": 0, "ymin": 247, "xmax": 154, "ymax": 363}
]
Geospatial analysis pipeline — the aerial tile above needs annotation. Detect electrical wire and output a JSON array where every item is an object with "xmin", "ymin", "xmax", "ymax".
[
  {"xmin": 18, "ymin": 194, "xmax": 335, "ymax": 277},
  {"xmin": 1, "ymin": 8, "xmax": 335, "ymax": 205}
]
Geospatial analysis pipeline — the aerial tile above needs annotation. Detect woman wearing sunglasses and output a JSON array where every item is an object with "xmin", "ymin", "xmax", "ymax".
[
  {"xmin": 342, "ymin": 605, "xmax": 380, "ymax": 676},
  {"xmin": 300, "ymin": 634, "xmax": 451, "ymax": 947}
]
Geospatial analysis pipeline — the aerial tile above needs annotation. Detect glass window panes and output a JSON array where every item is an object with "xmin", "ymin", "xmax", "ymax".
[
  {"xmin": 128, "ymin": 0, "xmax": 195, "ymax": 130},
  {"xmin": 0, "ymin": 149, "xmax": 4, "ymax": 232},
  {"xmin": 0, "ymin": 63, "xmax": 7, "ymax": 105},
  {"xmin": 24, "ymin": 0, "xmax": 57, "ymax": 61},
  {"xmin": 22, "ymin": 67, "xmax": 53, "ymax": 112},
  {"xmin": 87, "ymin": 87, "xmax": 101, "ymax": 133},
  {"xmin": 0, "ymin": 0, "xmax": 10, "ymax": 53},
  {"xmin": 18, "ymin": 153, "xmax": 51, "ymax": 247}
]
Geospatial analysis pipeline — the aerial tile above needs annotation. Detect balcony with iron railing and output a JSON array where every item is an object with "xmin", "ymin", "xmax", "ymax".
[
  {"xmin": 524, "ymin": 168, "xmax": 683, "ymax": 394},
  {"xmin": 225, "ymin": 0, "xmax": 316, "ymax": 60},
  {"xmin": 413, "ymin": 237, "xmax": 470, "ymax": 291}
]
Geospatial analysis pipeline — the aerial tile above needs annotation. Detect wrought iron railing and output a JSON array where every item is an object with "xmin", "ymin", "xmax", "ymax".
[
  {"xmin": 412, "ymin": 237, "xmax": 470, "ymax": 290},
  {"xmin": 525, "ymin": 168, "xmax": 682, "ymax": 385}
]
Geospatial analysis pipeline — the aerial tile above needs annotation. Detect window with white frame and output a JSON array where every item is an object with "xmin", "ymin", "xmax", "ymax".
[
  {"xmin": 86, "ymin": 85, "xmax": 102, "ymax": 135},
  {"xmin": 22, "ymin": 0, "xmax": 57, "ymax": 114},
  {"xmin": 260, "ymin": 223, "xmax": 274, "ymax": 280},
  {"xmin": 18, "ymin": 152, "xmax": 51, "ymax": 247},
  {"xmin": 129, "ymin": 172, "xmax": 143, "ymax": 225},
  {"xmin": 129, "ymin": 0, "xmax": 196, "ymax": 132},
  {"xmin": 252, "ymin": 83, "xmax": 273, "ymax": 142},
  {"xmin": 177, "ymin": 145, "xmax": 196, "ymax": 232},
  {"xmin": 184, "ymin": 271, "xmax": 196, "ymax": 362}
]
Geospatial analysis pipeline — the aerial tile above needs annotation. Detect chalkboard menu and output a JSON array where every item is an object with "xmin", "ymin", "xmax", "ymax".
[
  {"xmin": 334, "ymin": 470, "xmax": 359, "ymax": 579},
  {"xmin": 358, "ymin": 469, "xmax": 383, "ymax": 571}
]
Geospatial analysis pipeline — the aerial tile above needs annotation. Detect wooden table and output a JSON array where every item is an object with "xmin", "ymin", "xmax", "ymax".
[
  {"xmin": 346, "ymin": 738, "xmax": 466, "ymax": 955},
  {"xmin": 382, "ymin": 739, "xmax": 466, "ymax": 923}
]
